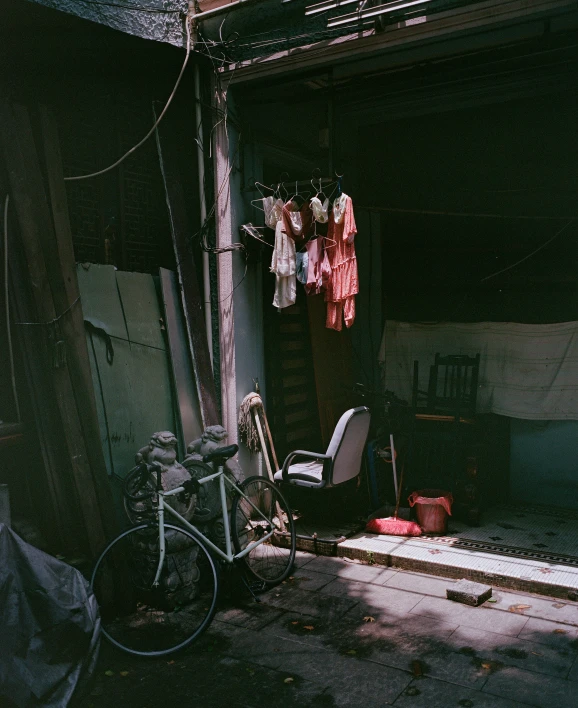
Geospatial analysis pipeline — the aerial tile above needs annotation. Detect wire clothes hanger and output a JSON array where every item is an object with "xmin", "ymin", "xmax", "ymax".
[{"xmin": 250, "ymin": 180, "xmax": 275, "ymax": 213}]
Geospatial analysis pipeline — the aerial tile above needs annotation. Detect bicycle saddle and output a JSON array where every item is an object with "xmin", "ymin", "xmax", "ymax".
[{"xmin": 203, "ymin": 444, "xmax": 239, "ymax": 465}]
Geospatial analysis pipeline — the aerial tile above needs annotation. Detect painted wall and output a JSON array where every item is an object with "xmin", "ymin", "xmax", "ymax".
[
  {"xmin": 227, "ymin": 99, "xmax": 267, "ymax": 478},
  {"xmin": 510, "ymin": 420, "xmax": 578, "ymax": 510}
]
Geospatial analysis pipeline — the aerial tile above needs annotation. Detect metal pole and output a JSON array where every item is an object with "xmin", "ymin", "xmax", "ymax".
[{"xmin": 194, "ymin": 62, "xmax": 214, "ymax": 368}]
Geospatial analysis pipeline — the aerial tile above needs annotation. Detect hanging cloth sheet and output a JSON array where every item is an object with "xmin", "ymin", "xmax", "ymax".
[
  {"xmin": 325, "ymin": 193, "xmax": 358, "ymax": 331},
  {"xmin": 378, "ymin": 320, "xmax": 578, "ymax": 420},
  {"xmin": 270, "ymin": 221, "xmax": 296, "ymax": 309}
]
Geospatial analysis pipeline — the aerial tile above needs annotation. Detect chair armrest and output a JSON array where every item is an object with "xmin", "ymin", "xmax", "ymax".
[{"xmin": 281, "ymin": 450, "xmax": 331, "ymax": 483}]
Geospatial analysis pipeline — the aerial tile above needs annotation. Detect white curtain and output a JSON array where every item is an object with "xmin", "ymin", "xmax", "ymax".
[{"xmin": 379, "ymin": 320, "xmax": 578, "ymax": 420}]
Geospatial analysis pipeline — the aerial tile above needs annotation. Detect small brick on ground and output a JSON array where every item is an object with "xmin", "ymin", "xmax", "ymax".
[{"xmin": 446, "ymin": 579, "xmax": 492, "ymax": 607}]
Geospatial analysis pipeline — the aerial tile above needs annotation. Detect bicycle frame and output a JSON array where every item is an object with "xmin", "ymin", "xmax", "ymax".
[{"xmin": 152, "ymin": 465, "xmax": 275, "ymax": 587}]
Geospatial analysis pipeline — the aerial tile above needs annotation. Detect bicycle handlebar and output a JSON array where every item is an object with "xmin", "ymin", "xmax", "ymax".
[{"xmin": 122, "ymin": 462, "xmax": 163, "ymax": 502}]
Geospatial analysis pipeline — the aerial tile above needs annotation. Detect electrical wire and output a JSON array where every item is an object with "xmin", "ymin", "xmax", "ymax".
[
  {"xmin": 64, "ymin": 15, "xmax": 193, "ymax": 181},
  {"xmin": 69, "ymin": 0, "xmax": 184, "ymax": 11},
  {"xmin": 3, "ymin": 195, "xmax": 21, "ymax": 423},
  {"xmin": 480, "ymin": 219, "xmax": 576, "ymax": 283}
]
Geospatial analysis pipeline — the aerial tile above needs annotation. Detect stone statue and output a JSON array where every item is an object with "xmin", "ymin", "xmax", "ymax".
[
  {"xmin": 182, "ymin": 425, "xmax": 240, "ymax": 550},
  {"xmin": 135, "ymin": 431, "xmax": 196, "ymax": 522},
  {"xmin": 129, "ymin": 431, "xmax": 199, "ymax": 608}
]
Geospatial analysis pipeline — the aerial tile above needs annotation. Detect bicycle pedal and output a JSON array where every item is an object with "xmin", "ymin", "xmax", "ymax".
[{"xmin": 239, "ymin": 573, "xmax": 266, "ymax": 602}]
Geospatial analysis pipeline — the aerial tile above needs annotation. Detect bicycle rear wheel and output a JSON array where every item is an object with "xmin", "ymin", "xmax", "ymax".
[
  {"xmin": 231, "ymin": 476, "xmax": 296, "ymax": 586},
  {"xmin": 91, "ymin": 523, "xmax": 218, "ymax": 657}
]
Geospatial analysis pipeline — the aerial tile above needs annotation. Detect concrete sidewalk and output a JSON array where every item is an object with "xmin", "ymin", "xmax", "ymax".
[{"xmin": 90, "ymin": 553, "xmax": 578, "ymax": 707}]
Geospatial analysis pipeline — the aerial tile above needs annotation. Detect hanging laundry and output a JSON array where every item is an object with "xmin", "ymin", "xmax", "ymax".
[
  {"xmin": 310, "ymin": 196, "xmax": 330, "ymax": 224},
  {"xmin": 263, "ymin": 196, "xmax": 284, "ymax": 229},
  {"xmin": 300, "ymin": 201, "xmax": 315, "ymax": 240},
  {"xmin": 325, "ymin": 193, "xmax": 358, "ymax": 331},
  {"xmin": 270, "ymin": 221, "xmax": 296, "ymax": 309},
  {"xmin": 282, "ymin": 201, "xmax": 304, "ymax": 241},
  {"xmin": 305, "ymin": 236, "xmax": 331, "ymax": 296},
  {"xmin": 296, "ymin": 251, "xmax": 309, "ymax": 285}
]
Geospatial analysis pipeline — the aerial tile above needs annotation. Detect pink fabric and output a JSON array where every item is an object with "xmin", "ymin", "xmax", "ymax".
[
  {"xmin": 366, "ymin": 517, "xmax": 422, "ymax": 536},
  {"xmin": 325, "ymin": 195, "xmax": 358, "ymax": 331},
  {"xmin": 408, "ymin": 490, "xmax": 453, "ymax": 517},
  {"xmin": 305, "ymin": 237, "xmax": 331, "ymax": 295}
]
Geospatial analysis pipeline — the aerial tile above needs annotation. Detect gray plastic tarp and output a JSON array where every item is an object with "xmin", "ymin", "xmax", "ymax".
[{"xmin": 0, "ymin": 524, "xmax": 100, "ymax": 706}]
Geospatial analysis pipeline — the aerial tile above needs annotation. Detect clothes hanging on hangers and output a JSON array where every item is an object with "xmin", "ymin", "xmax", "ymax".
[
  {"xmin": 305, "ymin": 236, "xmax": 331, "ymax": 296},
  {"xmin": 311, "ymin": 196, "xmax": 330, "ymax": 224},
  {"xmin": 296, "ymin": 251, "xmax": 308, "ymax": 285},
  {"xmin": 263, "ymin": 196, "xmax": 284, "ymax": 229},
  {"xmin": 325, "ymin": 193, "xmax": 358, "ymax": 331},
  {"xmin": 270, "ymin": 221, "xmax": 296, "ymax": 309}
]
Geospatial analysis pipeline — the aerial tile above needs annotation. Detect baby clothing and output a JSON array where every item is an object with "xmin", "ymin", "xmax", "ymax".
[
  {"xmin": 271, "ymin": 221, "xmax": 296, "ymax": 309},
  {"xmin": 263, "ymin": 196, "xmax": 284, "ymax": 229},
  {"xmin": 296, "ymin": 251, "xmax": 309, "ymax": 285},
  {"xmin": 305, "ymin": 237, "xmax": 331, "ymax": 296}
]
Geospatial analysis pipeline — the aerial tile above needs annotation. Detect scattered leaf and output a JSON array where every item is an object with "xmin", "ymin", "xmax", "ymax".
[
  {"xmin": 553, "ymin": 629, "xmax": 568, "ymax": 635},
  {"xmin": 289, "ymin": 576, "xmax": 294, "ymax": 580},
  {"xmin": 486, "ymin": 599, "xmax": 497, "ymax": 603},
  {"xmin": 363, "ymin": 616, "xmax": 375, "ymax": 623},
  {"xmin": 508, "ymin": 604, "xmax": 531, "ymax": 614},
  {"xmin": 346, "ymin": 649, "xmax": 357, "ymax": 656},
  {"xmin": 167, "ymin": 660, "xmax": 175, "ymax": 665},
  {"xmin": 284, "ymin": 677, "xmax": 294, "ymax": 684},
  {"xmin": 119, "ymin": 671, "xmax": 129, "ymax": 677},
  {"xmin": 303, "ymin": 625, "xmax": 315, "ymax": 631},
  {"xmin": 104, "ymin": 670, "xmax": 114, "ymax": 677},
  {"xmin": 481, "ymin": 663, "xmax": 492, "ymax": 670},
  {"xmin": 291, "ymin": 621, "xmax": 299, "ymax": 626},
  {"xmin": 411, "ymin": 660, "xmax": 423, "ymax": 677},
  {"xmin": 275, "ymin": 593, "xmax": 281, "ymax": 597},
  {"xmin": 552, "ymin": 603, "xmax": 565, "ymax": 609},
  {"xmin": 531, "ymin": 652, "xmax": 543, "ymax": 656},
  {"xmin": 405, "ymin": 687, "xmax": 421, "ymax": 697}
]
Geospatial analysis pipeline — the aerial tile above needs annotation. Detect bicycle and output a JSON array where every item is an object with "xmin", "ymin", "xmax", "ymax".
[{"xmin": 90, "ymin": 443, "xmax": 296, "ymax": 657}]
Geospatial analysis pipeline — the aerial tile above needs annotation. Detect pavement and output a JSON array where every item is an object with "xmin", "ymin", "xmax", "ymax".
[{"xmin": 88, "ymin": 552, "xmax": 578, "ymax": 708}]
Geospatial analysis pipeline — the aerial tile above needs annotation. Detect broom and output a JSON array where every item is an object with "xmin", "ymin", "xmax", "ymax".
[{"xmin": 366, "ymin": 436, "xmax": 422, "ymax": 537}]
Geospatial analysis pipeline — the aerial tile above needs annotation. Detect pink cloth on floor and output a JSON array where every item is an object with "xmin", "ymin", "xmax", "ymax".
[{"xmin": 325, "ymin": 194, "xmax": 358, "ymax": 331}]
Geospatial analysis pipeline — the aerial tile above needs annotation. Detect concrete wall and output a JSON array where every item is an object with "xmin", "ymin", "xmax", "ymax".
[
  {"xmin": 510, "ymin": 420, "xmax": 578, "ymax": 510},
  {"xmin": 222, "ymin": 96, "xmax": 267, "ymax": 478}
]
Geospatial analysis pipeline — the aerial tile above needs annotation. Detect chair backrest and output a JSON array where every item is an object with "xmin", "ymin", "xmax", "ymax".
[
  {"xmin": 325, "ymin": 407, "xmax": 371, "ymax": 486},
  {"xmin": 428, "ymin": 353, "xmax": 480, "ymax": 417}
]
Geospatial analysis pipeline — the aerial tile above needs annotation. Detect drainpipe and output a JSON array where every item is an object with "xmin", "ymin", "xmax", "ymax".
[{"xmin": 195, "ymin": 61, "xmax": 213, "ymax": 368}]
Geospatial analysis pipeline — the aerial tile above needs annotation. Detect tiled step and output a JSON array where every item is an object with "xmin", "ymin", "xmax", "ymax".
[{"xmin": 337, "ymin": 532, "xmax": 578, "ymax": 600}]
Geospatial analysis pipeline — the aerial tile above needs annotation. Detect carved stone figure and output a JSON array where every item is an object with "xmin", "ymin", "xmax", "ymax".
[
  {"xmin": 135, "ymin": 431, "xmax": 196, "ymax": 521},
  {"xmin": 130, "ymin": 431, "xmax": 199, "ymax": 607},
  {"xmin": 182, "ymin": 425, "xmax": 240, "ymax": 550}
]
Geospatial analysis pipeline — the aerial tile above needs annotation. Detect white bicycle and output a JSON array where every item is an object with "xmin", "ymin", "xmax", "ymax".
[{"xmin": 91, "ymin": 444, "xmax": 296, "ymax": 657}]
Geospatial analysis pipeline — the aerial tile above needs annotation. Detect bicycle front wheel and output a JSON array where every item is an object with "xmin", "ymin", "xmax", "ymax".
[
  {"xmin": 91, "ymin": 523, "xmax": 219, "ymax": 657},
  {"xmin": 231, "ymin": 476, "xmax": 296, "ymax": 586}
]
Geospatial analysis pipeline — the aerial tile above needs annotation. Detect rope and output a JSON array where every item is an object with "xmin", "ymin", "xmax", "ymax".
[{"xmin": 14, "ymin": 296, "xmax": 81, "ymax": 326}]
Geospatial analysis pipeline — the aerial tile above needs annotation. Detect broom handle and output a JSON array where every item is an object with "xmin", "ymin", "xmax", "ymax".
[
  {"xmin": 390, "ymin": 434, "xmax": 398, "ymax": 502},
  {"xmin": 252, "ymin": 406, "xmax": 286, "ymax": 532},
  {"xmin": 262, "ymin": 408, "xmax": 280, "ymax": 472}
]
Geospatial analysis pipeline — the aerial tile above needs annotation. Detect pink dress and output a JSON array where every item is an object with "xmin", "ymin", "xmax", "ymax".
[{"xmin": 324, "ymin": 194, "xmax": 358, "ymax": 331}]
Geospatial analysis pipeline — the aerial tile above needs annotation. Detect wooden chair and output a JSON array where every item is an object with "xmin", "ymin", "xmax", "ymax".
[{"xmin": 408, "ymin": 353, "xmax": 481, "ymax": 495}]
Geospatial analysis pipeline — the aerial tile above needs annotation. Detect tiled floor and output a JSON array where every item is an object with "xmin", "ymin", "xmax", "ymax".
[
  {"xmin": 339, "ymin": 504, "xmax": 578, "ymax": 598},
  {"xmin": 445, "ymin": 504, "xmax": 578, "ymax": 563},
  {"xmin": 91, "ymin": 553, "xmax": 578, "ymax": 708}
]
